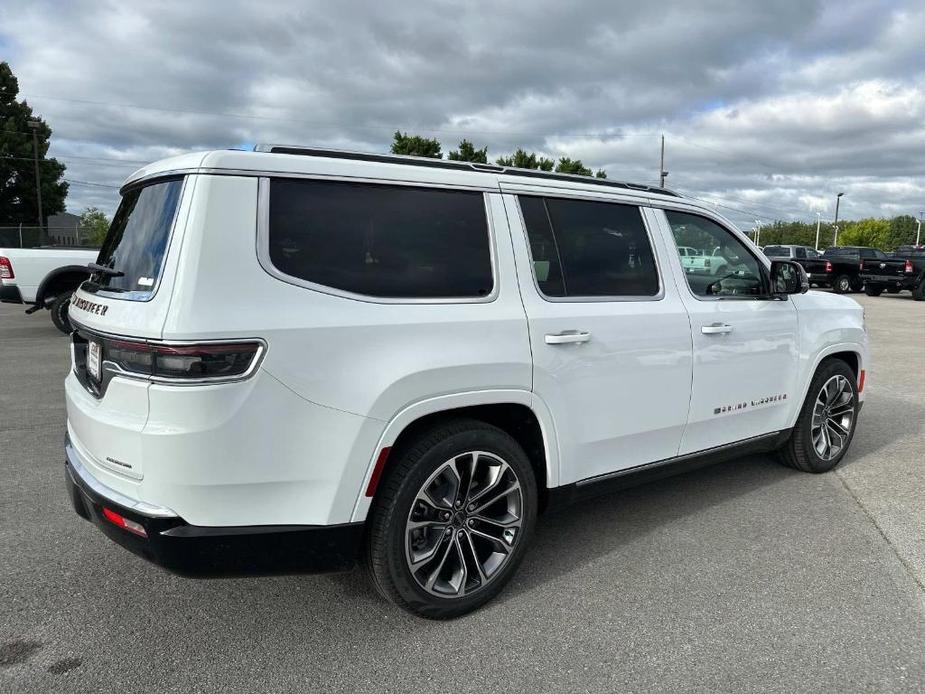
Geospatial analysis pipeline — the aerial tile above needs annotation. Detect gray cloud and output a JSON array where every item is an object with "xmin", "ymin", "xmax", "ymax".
[{"xmin": 2, "ymin": 0, "xmax": 923, "ymax": 227}]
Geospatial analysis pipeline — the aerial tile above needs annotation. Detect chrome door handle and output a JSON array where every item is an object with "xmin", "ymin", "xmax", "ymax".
[
  {"xmin": 545, "ymin": 330, "xmax": 591, "ymax": 345},
  {"xmin": 701, "ymin": 323, "xmax": 733, "ymax": 335}
]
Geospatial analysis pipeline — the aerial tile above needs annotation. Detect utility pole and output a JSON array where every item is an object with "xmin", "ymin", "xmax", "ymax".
[
  {"xmin": 815, "ymin": 212, "xmax": 822, "ymax": 250},
  {"xmin": 659, "ymin": 134, "xmax": 668, "ymax": 188},
  {"xmin": 27, "ymin": 119, "xmax": 44, "ymax": 238},
  {"xmin": 832, "ymin": 192, "xmax": 845, "ymax": 246},
  {"xmin": 754, "ymin": 219, "xmax": 762, "ymax": 247}
]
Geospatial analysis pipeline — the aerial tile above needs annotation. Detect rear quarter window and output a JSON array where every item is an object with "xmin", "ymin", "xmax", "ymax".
[
  {"xmin": 266, "ymin": 179, "xmax": 494, "ymax": 299},
  {"xmin": 91, "ymin": 177, "xmax": 184, "ymax": 299}
]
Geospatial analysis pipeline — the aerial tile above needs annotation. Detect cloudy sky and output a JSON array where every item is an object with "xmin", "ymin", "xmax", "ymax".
[{"xmin": 2, "ymin": 0, "xmax": 923, "ymax": 229}]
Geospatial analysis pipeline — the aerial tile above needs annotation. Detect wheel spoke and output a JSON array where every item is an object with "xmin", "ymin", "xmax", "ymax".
[
  {"xmin": 454, "ymin": 452, "xmax": 478, "ymax": 507},
  {"xmin": 424, "ymin": 534, "xmax": 456, "ymax": 590},
  {"xmin": 469, "ymin": 526, "xmax": 515, "ymax": 551},
  {"xmin": 467, "ymin": 461, "xmax": 509, "ymax": 507},
  {"xmin": 464, "ymin": 531, "xmax": 489, "ymax": 585},
  {"xmin": 470, "ymin": 480, "xmax": 519, "ymax": 515}
]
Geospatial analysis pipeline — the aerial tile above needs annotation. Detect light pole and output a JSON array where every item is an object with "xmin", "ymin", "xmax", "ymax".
[
  {"xmin": 27, "ymin": 119, "xmax": 44, "ymax": 236},
  {"xmin": 832, "ymin": 192, "xmax": 844, "ymax": 247},
  {"xmin": 815, "ymin": 212, "xmax": 822, "ymax": 251},
  {"xmin": 754, "ymin": 219, "xmax": 762, "ymax": 247},
  {"xmin": 917, "ymin": 212, "xmax": 922, "ymax": 247}
]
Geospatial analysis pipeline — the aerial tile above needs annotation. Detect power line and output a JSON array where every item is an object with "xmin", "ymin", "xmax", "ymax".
[{"xmin": 65, "ymin": 178, "xmax": 120, "ymax": 189}]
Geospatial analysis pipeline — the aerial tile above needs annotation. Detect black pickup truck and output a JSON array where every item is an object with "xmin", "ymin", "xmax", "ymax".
[
  {"xmin": 799, "ymin": 246, "xmax": 888, "ymax": 293},
  {"xmin": 860, "ymin": 246, "xmax": 925, "ymax": 299}
]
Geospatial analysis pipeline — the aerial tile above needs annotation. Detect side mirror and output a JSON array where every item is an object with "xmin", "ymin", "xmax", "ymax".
[{"xmin": 770, "ymin": 260, "xmax": 809, "ymax": 296}]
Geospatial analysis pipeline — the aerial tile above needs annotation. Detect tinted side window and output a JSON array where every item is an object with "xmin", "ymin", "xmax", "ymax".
[
  {"xmin": 795, "ymin": 247, "xmax": 807, "ymax": 259},
  {"xmin": 519, "ymin": 196, "xmax": 659, "ymax": 297},
  {"xmin": 666, "ymin": 211, "xmax": 766, "ymax": 298},
  {"xmin": 268, "ymin": 179, "xmax": 493, "ymax": 298}
]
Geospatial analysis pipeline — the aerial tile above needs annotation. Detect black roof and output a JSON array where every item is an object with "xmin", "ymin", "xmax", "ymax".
[{"xmin": 253, "ymin": 144, "xmax": 680, "ymax": 198}]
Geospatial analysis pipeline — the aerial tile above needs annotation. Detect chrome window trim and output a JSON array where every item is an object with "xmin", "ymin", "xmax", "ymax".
[
  {"xmin": 255, "ymin": 176, "xmax": 500, "ymax": 305},
  {"xmin": 66, "ymin": 438, "xmax": 178, "ymax": 518},
  {"xmin": 513, "ymin": 193, "xmax": 666, "ymax": 304}
]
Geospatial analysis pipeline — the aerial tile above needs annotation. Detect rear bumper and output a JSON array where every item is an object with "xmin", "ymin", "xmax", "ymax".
[
  {"xmin": 0, "ymin": 284, "xmax": 23, "ymax": 303},
  {"xmin": 861, "ymin": 274, "xmax": 915, "ymax": 288},
  {"xmin": 65, "ymin": 438, "xmax": 363, "ymax": 576}
]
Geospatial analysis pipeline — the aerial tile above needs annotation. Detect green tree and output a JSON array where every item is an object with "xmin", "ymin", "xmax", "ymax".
[
  {"xmin": 837, "ymin": 218, "xmax": 890, "ymax": 248},
  {"xmin": 595, "ymin": 169, "xmax": 608, "ymax": 179},
  {"xmin": 886, "ymin": 214, "xmax": 918, "ymax": 250},
  {"xmin": 80, "ymin": 206, "xmax": 110, "ymax": 246},
  {"xmin": 496, "ymin": 148, "xmax": 554, "ymax": 171},
  {"xmin": 554, "ymin": 157, "xmax": 593, "ymax": 176},
  {"xmin": 390, "ymin": 130, "xmax": 442, "ymax": 158},
  {"xmin": 447, "ymin": 139, "xmax": 488, "ymax": 163},
  {"xmin": 0, "ymin": 62, "xmax": 68, "ymax": 231}
]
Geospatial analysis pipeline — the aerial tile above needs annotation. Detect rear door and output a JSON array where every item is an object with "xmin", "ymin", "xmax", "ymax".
[
  {"xmin": 503, "ymin": 191, "xmax": 693, "ymax": 484},
  {"xmin": 654, "ymin": 208, "xmax": 799, "ymax": 454}
]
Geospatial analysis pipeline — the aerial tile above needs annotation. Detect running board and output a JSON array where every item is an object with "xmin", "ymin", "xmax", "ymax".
[{"xmin": 545, "ymin": 430, "xmax": 792, "ymax": 512}]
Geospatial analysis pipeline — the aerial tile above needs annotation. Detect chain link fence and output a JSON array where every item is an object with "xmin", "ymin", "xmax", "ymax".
[{"xmin": 0, "ymin": 225, "xmax": 99, "ymax": 249}]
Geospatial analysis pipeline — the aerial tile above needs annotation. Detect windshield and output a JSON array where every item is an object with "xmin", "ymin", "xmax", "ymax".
[{"xmin": 92, "ymin": 177, "xmax": 184, "ymax": 298}]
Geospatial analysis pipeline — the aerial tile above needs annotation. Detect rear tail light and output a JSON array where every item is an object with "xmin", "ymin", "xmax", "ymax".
[
  {"xmin": 859, "ymin": 261, "xmax": 864, "ymax": 271},
  {"xmin": 102, "ymin": 507, "xmax": 147, "ymax": 537},
  {"xmin": 825, "ymin": 260, "xmax": 833, "ymax": 273},
  {"xmin": 0, "ymin": 256, "xmax": 13, "ymax": 280},
  {"xmin": 905, "ymin": 260, "xmax": 914, "ymax": 274},
  {"xmin": 99, "ymin": 336, "xmax": 263, "ymax": 382}
]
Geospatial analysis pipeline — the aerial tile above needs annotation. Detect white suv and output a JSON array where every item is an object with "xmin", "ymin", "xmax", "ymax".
[{"xmin": 64, "ymin": 146, "xmax": 868, "ymax": 618}]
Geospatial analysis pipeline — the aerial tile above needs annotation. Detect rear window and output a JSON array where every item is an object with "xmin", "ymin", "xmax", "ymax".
[
  {"xmin": 763, "ymin": 246, "xmax": 789, "ymax": 257},
  {"xmin": 92, "ymin": 178, "xmax": 184, "ymax": 298},
  {"xmin": 519, "ymin": 195, "xmax": 659, "ymax": 298},
  {"xmin": 267, "ymin": 179, "xmax": 493, "ymax": 299}
]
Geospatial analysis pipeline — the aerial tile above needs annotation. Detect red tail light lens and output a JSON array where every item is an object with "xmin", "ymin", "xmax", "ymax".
[
  {"xmin": 102, "ymin": 507, "xmax": 147, "ymax": 537},
  {"xmin": 905, "ymin": 260, "xmax": 914, "ymax": 274},
  {"xmin": 825, "ymin": 260, "xmax": 833, "ymax": 273},
  {"xmin": 859, "ymin": 261, "xmax": 864, "ymax": 270},
  {"xmin": 101, "ymin": 337, "xmax": 262, "ymax": 381},
  {"xmin": 0, "ymin": 256, "xmax": 13, "ymax": 280}
]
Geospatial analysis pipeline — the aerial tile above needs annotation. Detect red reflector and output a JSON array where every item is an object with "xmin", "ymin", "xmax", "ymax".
[
  {"xmin": 102, "ymin": 507, "xmax": 147, "ymax": 537},
  {"xmin": 858, "ymin": 369, "xmax": 866, "ymax": 393},
  {"xmin": 364, "ymin": 447, "xmax": 392, "ymax": 497}
]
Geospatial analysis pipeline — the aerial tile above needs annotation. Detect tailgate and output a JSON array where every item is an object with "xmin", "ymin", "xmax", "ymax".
[{"xmin": 861, "ymin": 259, "xmax": 906, "ymax": 277}]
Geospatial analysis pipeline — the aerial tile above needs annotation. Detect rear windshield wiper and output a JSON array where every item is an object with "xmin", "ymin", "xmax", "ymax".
[{"xmin": 88, "ymin": 262, "xmax": 124, "ymax": 278}]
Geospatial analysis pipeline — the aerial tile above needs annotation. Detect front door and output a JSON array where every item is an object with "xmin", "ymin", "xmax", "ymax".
[
  {"xmin": 503, "ymin": 192, "xmax": 693, "ymax": 484},
  {"xmin": 655, "ymin": 208, "xmax": 800, "ymax": 454}
]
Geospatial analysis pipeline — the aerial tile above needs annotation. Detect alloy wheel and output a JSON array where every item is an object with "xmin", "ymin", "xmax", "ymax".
[
  {"xmin": 811, "ymin": 374, "xmax": 856, "ymax": 461},
  {"xmin": 404, "ymin": 451, "xmax": 523, "ymax": 598}
]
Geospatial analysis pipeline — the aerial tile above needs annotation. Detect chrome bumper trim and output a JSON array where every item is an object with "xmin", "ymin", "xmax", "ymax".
[{"xmin": 65, "ymin": 439, "xmax": 178, "ymax": 519}]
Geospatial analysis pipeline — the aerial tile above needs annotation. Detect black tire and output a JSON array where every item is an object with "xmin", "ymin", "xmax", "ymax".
[
  {"xmin": 886, "ymin": 287, "xmax": 900, "ymax": 294},
  {"xmin": 833, "ymin": 275, "xmax": 852, "ymax": 294},
  {"xmin": 864, "ymin": 284, "xmax": 884, "ymax": 297},
  {"xmin": 49, "ymin": 291, "xmax": 74, "ymax": 334},
  {"xmin": 365, "ymin": 419, "xmax": 538, "ymax": 619},
  {"xmin": 913, "ymin": 279, "xmax": 925, "ymax": 301},
  {"xmin": 778, "ymin": 359, "xmax": 859, "ymax": 473}
]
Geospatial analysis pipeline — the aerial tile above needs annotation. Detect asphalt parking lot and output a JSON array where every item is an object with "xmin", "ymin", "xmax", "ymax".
[{"xmin": 1, "ymin": 294, "xmax": 924, "ymax": 693}]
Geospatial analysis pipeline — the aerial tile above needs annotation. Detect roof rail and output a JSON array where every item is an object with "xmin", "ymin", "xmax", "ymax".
[{"xmin": 253, "ymin": 144, "xmax": 680, "ymax": 197}]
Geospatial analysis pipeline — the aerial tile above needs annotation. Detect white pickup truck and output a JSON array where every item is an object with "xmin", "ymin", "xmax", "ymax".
[{"xmin": 0, "ymin": 247, "xmax": 98, "ymax": 333}]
